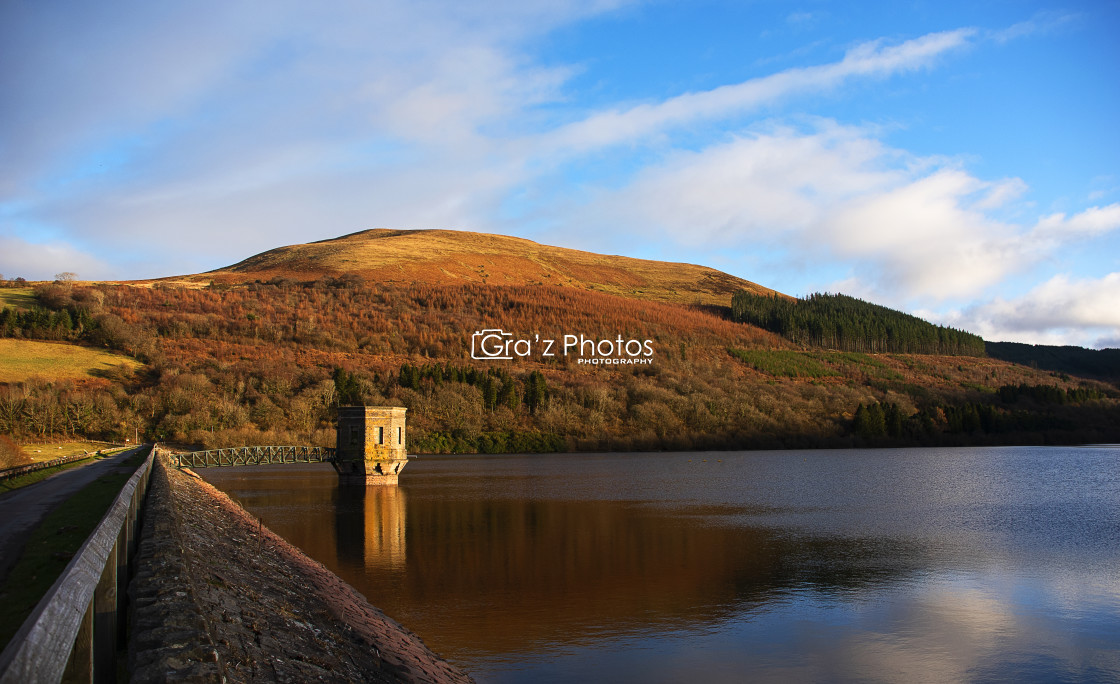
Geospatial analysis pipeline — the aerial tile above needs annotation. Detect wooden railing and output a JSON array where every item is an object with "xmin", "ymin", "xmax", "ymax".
[
  {"xmin": 0, "ymin": 445, "xmax": 155, "ymax": 684},
  {"xmin": 0, "ymin": 446, "xmax": 125, "ymax": 482}
]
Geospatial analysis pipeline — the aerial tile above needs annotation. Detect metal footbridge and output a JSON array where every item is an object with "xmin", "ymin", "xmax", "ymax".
[{"xmin": 169, "ymin": 445, "xmax": 336, "ymax": 468}]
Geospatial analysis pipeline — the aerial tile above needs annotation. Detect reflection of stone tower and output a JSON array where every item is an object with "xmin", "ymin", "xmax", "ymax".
[
  {"xmin": 334, "ymin": 486, "xmax": 407, "ymax": 573},
  {"xmin": 334, "ymin": 406, "xmax": 408, "ymax": 485},
  {"xmin": 363, "ymin": 487, "xmax": 407, "ymax": 571}
]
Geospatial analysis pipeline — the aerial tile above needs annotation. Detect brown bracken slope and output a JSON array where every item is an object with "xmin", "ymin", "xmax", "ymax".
[{"xmin": 183, "ymin": 228, "xmax": 780, "ymax": 306}]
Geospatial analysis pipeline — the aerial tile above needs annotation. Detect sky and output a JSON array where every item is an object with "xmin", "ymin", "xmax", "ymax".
[{"xmin": 2, "ymin": 0, "xmax": 1118, "ymax": 348}]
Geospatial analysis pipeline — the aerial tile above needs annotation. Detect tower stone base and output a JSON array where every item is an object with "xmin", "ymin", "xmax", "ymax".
[
  {"xmin": 333, "ymin": 406, "xmax": 408, "ymax": 486},
  {"xmin": 337, "ymin": 458, "xmax": 408, "ymax": 486}
]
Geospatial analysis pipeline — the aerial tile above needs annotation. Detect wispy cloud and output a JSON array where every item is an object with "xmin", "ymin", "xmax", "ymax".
[
  {"xmin": 990, "ymin": 9, "xmax": 1080, "ymax": 44},
  {"xmin": 0, "ymin": 0, "xmax": 630, "ymax": 276},
  {"xmin": 541, "ymin": 29, "xmax": 975, "ymax": 154}
]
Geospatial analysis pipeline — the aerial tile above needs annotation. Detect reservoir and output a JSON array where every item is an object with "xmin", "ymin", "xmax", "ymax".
[{"xmin": 200, "ymin": 446, "xmax": 1120, "ymax": 682}]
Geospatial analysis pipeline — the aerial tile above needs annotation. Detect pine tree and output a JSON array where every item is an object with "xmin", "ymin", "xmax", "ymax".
[
  {"xmin": 524, "ymin": 371, "xmax": 548, "ymax": 415},
  {"xmin": 333, "ymin": 368, "xmax": 363, "ymax": 405},
  {"xmin": 854, "ymin": 402, "xmax": 887, "ymax": 438},
  {"xmin": 499, "ymin": 377, "xmax": 520, "ymax": 412},
  {"xmin": 482, "ymin": 376, "xmax": 498, "ymax": 411},
  {"xmin": 885, "ymin": 403, "xmax": 903, "ymax": 438}
]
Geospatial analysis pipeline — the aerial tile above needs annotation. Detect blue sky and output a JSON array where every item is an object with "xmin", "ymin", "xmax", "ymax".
[{"xmin": 2, "ymin": 0, "xmax": 1118, "ymax": 347}]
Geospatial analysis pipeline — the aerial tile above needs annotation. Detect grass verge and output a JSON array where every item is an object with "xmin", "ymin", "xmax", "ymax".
[
  {"xmin": 21, "ymin": 441, "xmax": 126, "ymax": 462},
  {"xmin": 0, "ymin": 448, "xmax": 148, "ymax": 651},
  {"xmin": 0, "ymin": 456, "xmax": 99, "ymax": 494}
]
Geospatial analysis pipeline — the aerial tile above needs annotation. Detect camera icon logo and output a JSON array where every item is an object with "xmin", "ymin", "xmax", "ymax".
[{"xmin": 471, "ymin": 329, "xmax": 513, "ymax": 360}]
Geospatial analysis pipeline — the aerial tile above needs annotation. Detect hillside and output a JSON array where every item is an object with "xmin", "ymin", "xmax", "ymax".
[
  {"xmin": 3, "ymin": 275, "xmax": 1118, "ymax": 452},
  {"xmin": 186, "ymin": 229, "xmax": 779, "ymax": 306}
]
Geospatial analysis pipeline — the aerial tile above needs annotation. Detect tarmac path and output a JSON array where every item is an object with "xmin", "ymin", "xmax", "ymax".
[{"xmin": 0, "ymin": 446, "xmax": 143, "ymax": 586}]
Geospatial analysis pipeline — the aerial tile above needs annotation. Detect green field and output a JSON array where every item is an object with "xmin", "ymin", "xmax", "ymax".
[
  {"xmin": 0, "ymin": 339, "xmax": 142, "ymax": 383},
  {"xmin": 0, "ymin": 288, "xmax": 36, "ymax": 309}
]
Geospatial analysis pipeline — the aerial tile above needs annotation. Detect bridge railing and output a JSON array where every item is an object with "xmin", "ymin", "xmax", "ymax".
[{"xmin": 170, "ymin": 445, "xmax": 336, "ymax": 468}]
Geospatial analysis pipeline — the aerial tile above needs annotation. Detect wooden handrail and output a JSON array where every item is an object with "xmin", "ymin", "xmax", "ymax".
[{"xmin": 0, "ymin": 445, "xmax": 156, "ymax": 684}]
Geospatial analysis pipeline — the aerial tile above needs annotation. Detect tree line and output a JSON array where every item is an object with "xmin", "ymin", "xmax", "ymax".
[
  {"xmin": 1, "ymin": 284, "xmax": 156, "ymax": 360},
  {"xmin": 397, "ymin": 363, "xmax": 551, "ymax": 414},
  {"xmin": 853, "ymin": 382, "xmax": 1117, "ymax": 443},
  {"xmin": 730, "ymin": 291, "xmax": 986, "ymax": 356},
  {"xmin": 986, "ymin": 341, "xmax": 1120, "ymax": 381}
]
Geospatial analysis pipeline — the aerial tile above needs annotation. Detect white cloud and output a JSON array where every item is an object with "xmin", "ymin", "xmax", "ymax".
[
  {"xmin": 0, "ymin": 0, "xmax": 625, "ymax": 200},
  {"xmin": 1031, "ymin": 204, "xmax": 1120, "ymax": 240},
  {"xmin": 572, "ymin": 123, "xmax": 897, "ymax": 245},
  {"xmin": 938, "ymin": 272, "xmax": 1120, "ymax": 347},
  {"xmin": 0, "ymin": 236, "xmax": 117, "ymax": 282},
  {"xmin": 570, "ymin": 124, "xmax": 1011, "ymax": 300},
  {"xmin": 569, "ymin": 119, "xmax": 1120, "ymax": 325},
  {"xmin": 823, "ymin": 169, "xmax": 1025, "ymax": 299},
  {"xmin": 973, "ymin": 178, "xmax": 1028, "ymax": 210},
  {"xmin": 0, "ymin": 0, "xmax": 624, "ymax": 272}
]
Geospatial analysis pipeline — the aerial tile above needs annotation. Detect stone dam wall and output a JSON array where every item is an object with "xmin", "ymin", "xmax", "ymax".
[{"xmin": 128, "ymin": 455, "xmax": 472, "ymax": 683}]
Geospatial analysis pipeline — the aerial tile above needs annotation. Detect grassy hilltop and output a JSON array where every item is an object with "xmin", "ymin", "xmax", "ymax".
[
  {"xmin": 185, "ymin": 228, "xmax": 779, "ymax": 306},
  {"xmin": 2, "ymin": 229, "xmax": 1118, "ymax": 452}
]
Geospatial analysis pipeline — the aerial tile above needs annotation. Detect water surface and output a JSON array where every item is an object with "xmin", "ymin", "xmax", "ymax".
[{"xmin": 201, "ymin": 446, "xmax": 1120, "ymax": 682}]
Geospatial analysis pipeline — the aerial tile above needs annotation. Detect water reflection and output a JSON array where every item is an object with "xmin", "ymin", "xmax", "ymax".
[
  {"xmin": 201, "ymin": 464, "xmax": 933, "ymax": 661},
  {"xmin": 200, "ymin": 447, "xmax": 1120, "ymax": 683},
  {"xmin": 336, "ymin": 486, "xmax": 407, "ymax": 573}
]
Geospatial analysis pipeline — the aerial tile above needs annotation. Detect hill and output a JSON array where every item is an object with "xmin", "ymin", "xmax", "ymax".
[
  {"xmin": 3, "ymin": 230, "xmax": 1119, "ymax": 452},
  {"xmin": 186, "ymin": 229, "xmax": 779, "ymax": 306}
]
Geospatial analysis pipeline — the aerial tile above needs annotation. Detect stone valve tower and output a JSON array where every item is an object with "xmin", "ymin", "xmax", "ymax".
[{"xmin": 333, "ymin": 406, "xmax": 409, "ymax": 486}]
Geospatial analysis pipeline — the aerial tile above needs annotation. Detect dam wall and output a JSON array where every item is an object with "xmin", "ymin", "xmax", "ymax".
[{"xmin": 128, "ymin": 455, "xmax": 470, "ymax": 683}]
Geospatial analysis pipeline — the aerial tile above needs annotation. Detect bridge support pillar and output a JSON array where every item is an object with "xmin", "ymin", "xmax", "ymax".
[{"xmin": 333, "ymin": 406, "xmax": 409, "ymax": 486}]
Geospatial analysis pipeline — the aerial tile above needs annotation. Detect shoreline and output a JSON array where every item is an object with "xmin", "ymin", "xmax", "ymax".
[{"xmin": 129, "ymin": 454, "xmax": 471, "ymax": 683}]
